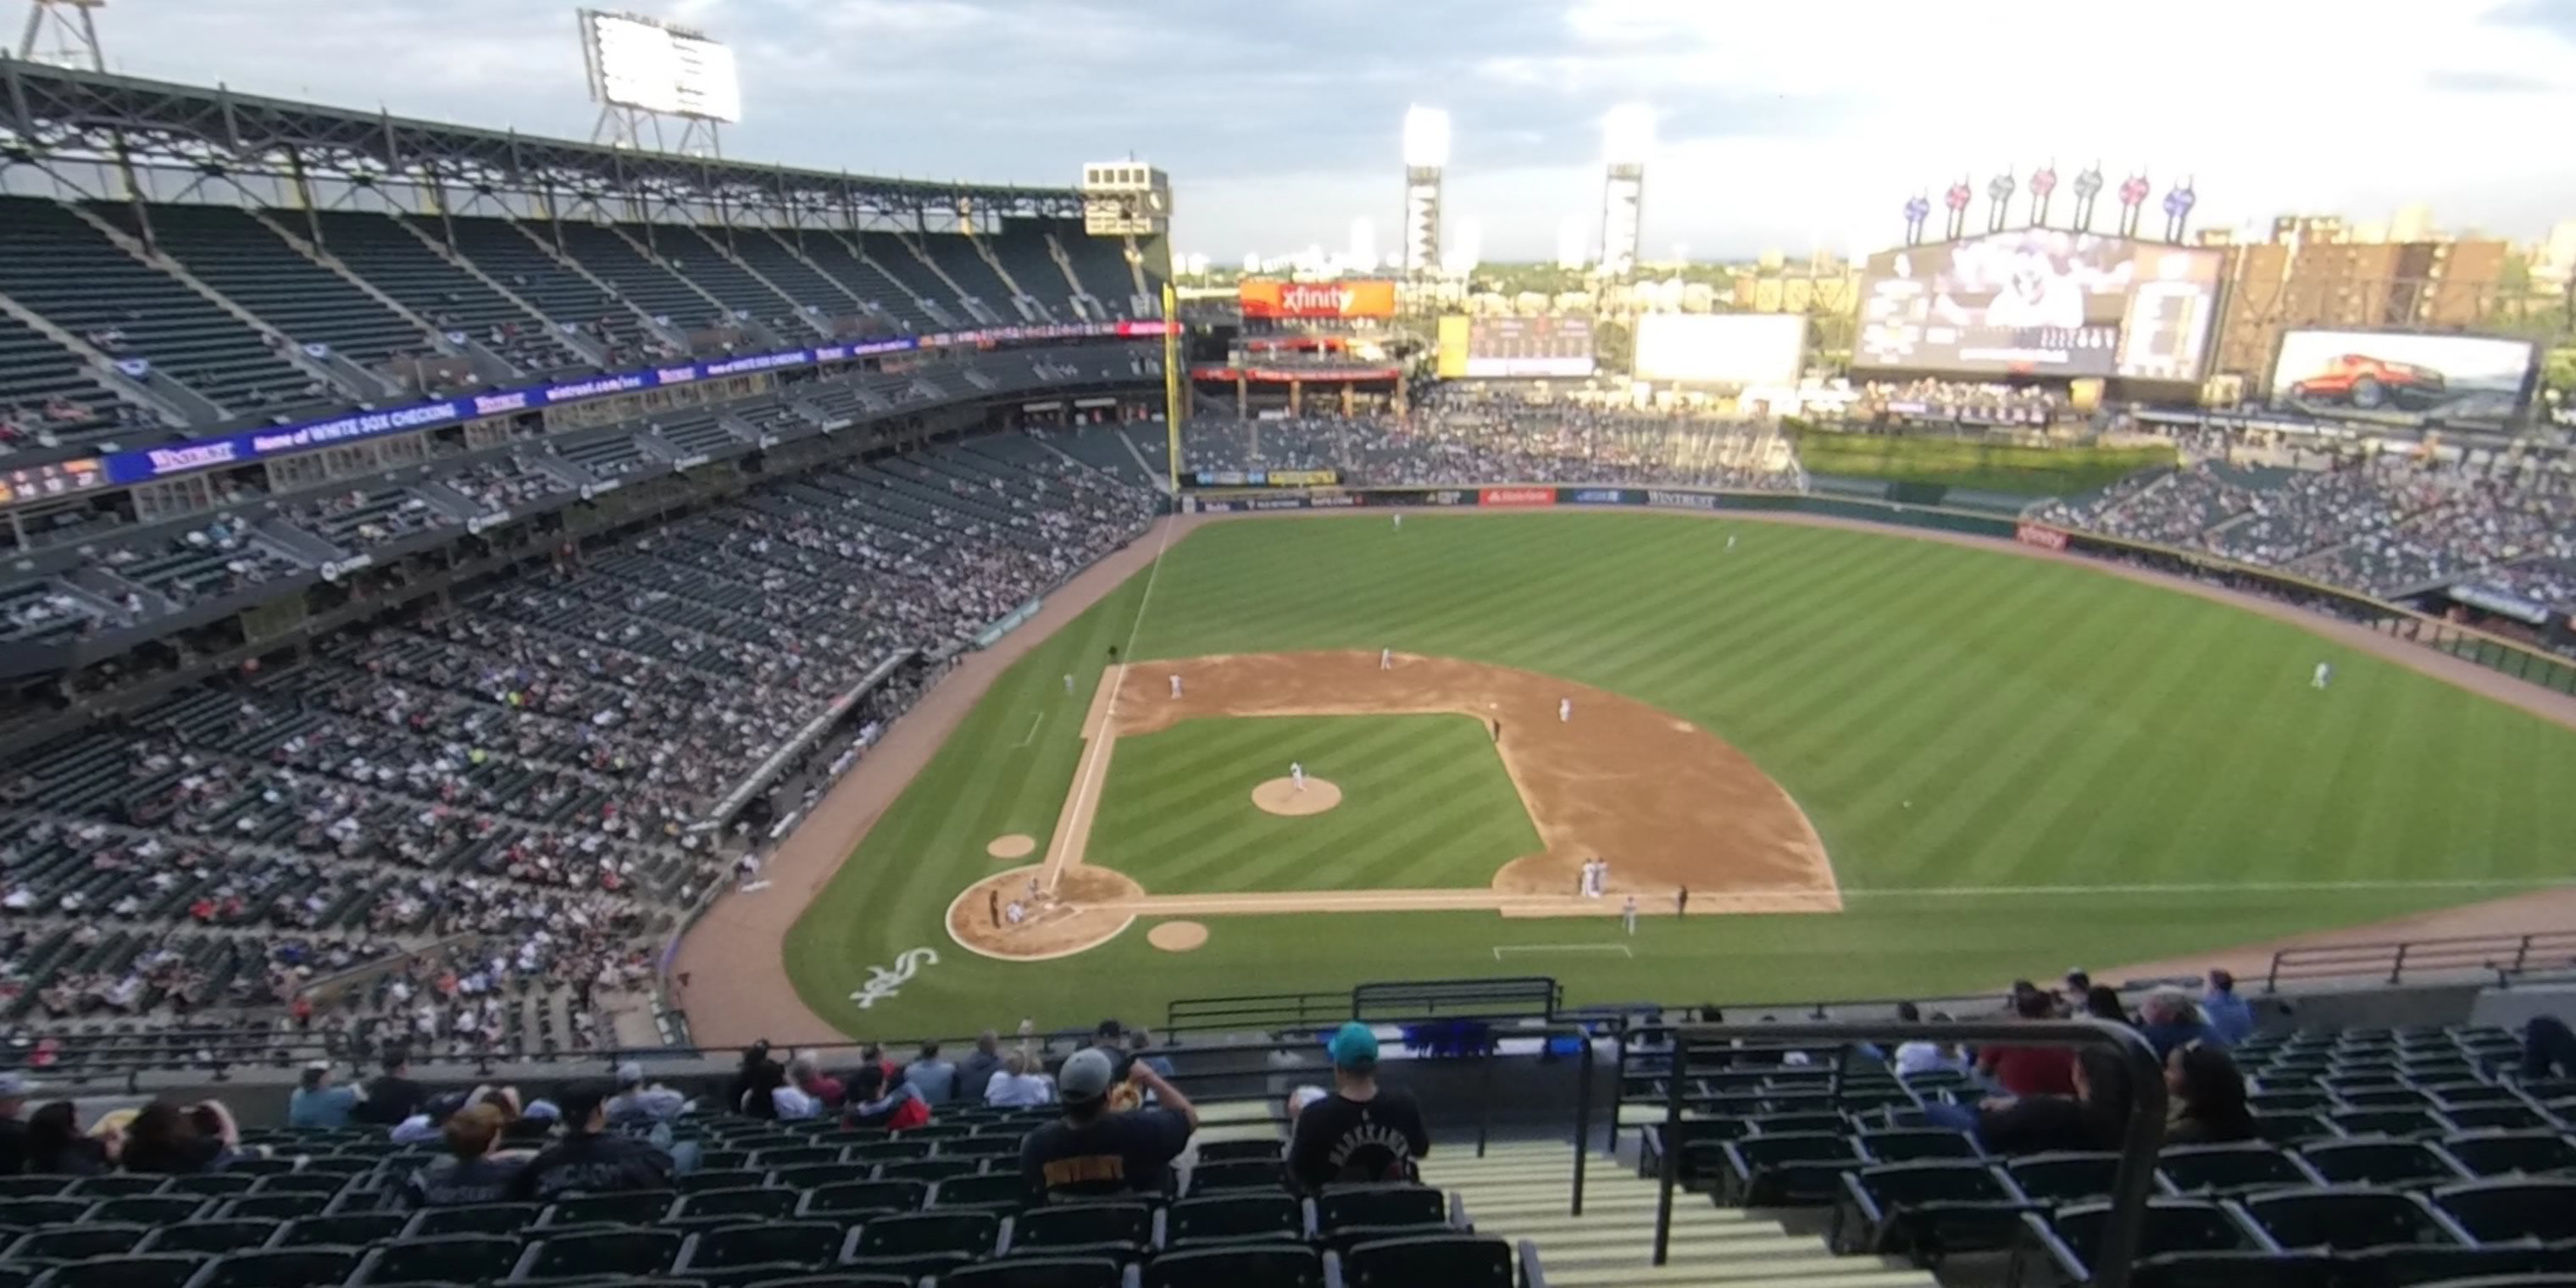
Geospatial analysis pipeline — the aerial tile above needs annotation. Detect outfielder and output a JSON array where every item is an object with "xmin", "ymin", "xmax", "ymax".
[
  {"xmin": 1290, "ymin": 762, "xmax": 1306, "ymax": 792},
  {"xmin": 1622, "ymin": 895, "xmax": 1639, "ymax": 935},
  {"xmin": 1063, "ymin": 673, "xmax": 1074, "ymax": 695},
  {"xmin": 2312, "ymin": 661, "xmax": 2333, "ymax": 690},
  {"xmin": 1726, "ymin": 534, "xmax": 1737, "ymax": 552},
  {"xmin": 1392, "ymin": 514, "xmax": 1402, "ymax": 530}
]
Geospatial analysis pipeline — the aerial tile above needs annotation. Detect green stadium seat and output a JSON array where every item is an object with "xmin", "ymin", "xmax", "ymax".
[
  {"xmin": 272, "ymin": 1213, "xmax": 405, "ymax": 1247},
  {"xmin": 135, "ymin": 1222, "xmax": 282, "ymax": 1257},
  {"xmin": 1337, "ymin": 1235, "xmax": 1510, "ymax": 1288},
  {"xmin": 1189, "ymin": 1142, "xmax": 1280, "ymax": 1166},
  {"xmin": 2128, "ymin": 1250, "xmax": 2334, "ymax": 1288},
  {"xmin": 937, "ymin": 1137, "xmax": 1024, "ymax": 1161},
  {"xmin": 0, "ymin": 1183, "xmax": 64, "ymax": 1202},
  {"xmin": 187, "ymin": 1245, "xmax": 365, "ymax": 1288},
  {"xmin": 2255, "ymin": 1113, "xmax": 2340, "ymax": 1146},
  {"xmin": 2443, "ymin": 1105, "xmax": 2554, "ymax": 1134},
  {"xmin": 1141, "ymin": 1244, "xmax": 1323, "ymax": 1288},
  {"xmin": 836, "ymin": 1212, "xmax": 998, "ymax": 1277},
  {"xmin": 63, "ymin": 1177, "xmax": 164, "ymax": 1200},
  {"xmin": 671, "ymin": 1189, "xmax": 802, "ymax": 1226},
  {"xmin": 928, "ymin": 1175, "xmax": 1028, "ymax": 1213},
  {"xmin": 81, "ymin": 1197, "xmax": 207, "ymax": 1226},
  {"xmin": 741, "ymin": 1276, "xmax": 912, "ymax": 1288},
  {"xmin": 2333, "ymin": 1108, "xmax": 2446, "ymax": 1138},
  {"xmin": 766, "ymin": 1166, "xmax": 849, "ymax": 1194},
  {"xmin": 845, "ymin": 1143, "xmax": 931, "ymax": 1164},
  {"xmin": 2332, "ymin": 1244, "xmax": 2552, "ymax": 1288},
  {"xmin": 2434, "ymin": 1179, "xmax": 2576, "ymax": 1243},
  {"xmin": 877, "ymin": 1160, "xmax": 980, "ymax": 1184},
  {"xmin": 350, "ymin": 1235, "xmax": 526, "ymax": 1286},
  {"xmin": 23, "ymin": 1254, "xmax": 208, "ymax": 1288},
  {"xmin": 2007, "ymin": 1198, "xmax": 2267, "ymax": 1288},
  {"xmin": 538, "ymin": 1193, "xmax": 675, "ymax": 1227},
  {"xmin": 2240, "ymin": 1188, "xmax": 2468, "ymax": 1252},
  {"xmin": 1002, "ymin": 1202, "xmax": 1155, "ymax": 1257},
  {"xmin": 1160, "ymin": 1194, "xmax": 1302, "ymax": 1249},
  {"xmin": 1857, "ymin": 1130, "xmax": 1980, "ymax": 1163},
  {"xmin": 940, "ymin": 1257, "xmax": 1127, "ymax": 1288},
  {"xmin": 511, "ymin": 1228, "xmax": 683, "ymax": 1281},
  {"xmin": 0, "ymin": 1199, "xmax": 87, "ymax": 1230},
  {"xmin": 795, "ymin": 1180, "xmax": 927, "ymax": 1223},
  {"xmin": 1830, "ymin": 1161, "xmax": 2035, "ymax": 1260},
  {"xmin": 1311, "ymin": 1185, "xmax": 1449, "ymax": 1250},
  {"xmin": 1183, "ymin": 1162, "xmax": 1281, "ymax": 1197},
  {"xmin": 245, "ymin": 1175, "xmax": 347, "ymax": 1197},
  {"xmin": 2, "ymin": 1224, "xmax": 154, "ymax": 1263},
  {"xmin": 2300, "ymin": 1140, "xmax": 2470, "ymax": 1188},
  {"xmin": 680, "ymin": 1170, "xmax": 772, "ymax": 1195},
  {"xmin": 1717, "ymin": 1132, "xmax": 1860, "ymax": 1207},
  {"xmin": 213, "ymin": 1196, "xmax": 331, "ymax": 1223},
  {"xmin": 2157, "ymin": 1143, "xmax": 2324, "ymax": 1196},
  {"xmin": 749, "ymin": 1149, "xmax": 840, "ymax": 1170},
  {"xmin": 2000, "ymin": 1152, "xmax": 2122, "ymax": 1206},
  {"xmin": 674, "ymin": 1223, "xmax": 844, "ymax": 1272},
  {"xmin": 401, "ymin": 1204, "xmax": 542, "ymax": 1237},
  {"xmin": 158, "ymin": 1177, "xmax": 257, "ymax": 1200}
]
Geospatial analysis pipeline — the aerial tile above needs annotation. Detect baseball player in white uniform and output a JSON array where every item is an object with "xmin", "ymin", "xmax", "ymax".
[
  {"xmin": 2312, "ymin": 662, "xmax": 2333, "ymax": 690},
  {"xmin": 1380, "ymin": 648, "xmax": 1392, "ymax": 671},
  {"xmin": 1170, "ymin": 674, "xmax": 1183, "ymax": 699},
  {"xmin": 1290, "ymin": 762, "xmax": 1306, "ymax": 792},
  {"xmin": 1622, "ymin": 896, "xmax": 1639, "ymax": 935},
  {"xmin": 1559, "ymin": 697, "xmax": 1573, "ymax": 724}
]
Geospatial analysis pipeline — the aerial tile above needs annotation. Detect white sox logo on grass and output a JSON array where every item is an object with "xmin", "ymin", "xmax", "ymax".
[{"xmin": 849, "ymin": 947, "xmax": 939, "ymax": 1008}]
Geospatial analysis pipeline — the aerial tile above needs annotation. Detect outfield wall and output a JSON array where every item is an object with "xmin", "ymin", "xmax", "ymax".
[{"xmin": 1181, "ymin": 484, "xmax": 2576, "ymax": 697}]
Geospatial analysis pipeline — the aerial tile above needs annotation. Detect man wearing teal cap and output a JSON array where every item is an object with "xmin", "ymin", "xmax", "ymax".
[{"xmin": 1287, "ymin": 1021, "xmax": 1430, "ymax": 1191}]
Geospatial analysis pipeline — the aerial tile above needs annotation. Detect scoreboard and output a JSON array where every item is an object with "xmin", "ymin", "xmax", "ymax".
[{"xmin": 1437, "ymin": 316, "xmax": 1596, "ymax": 379}]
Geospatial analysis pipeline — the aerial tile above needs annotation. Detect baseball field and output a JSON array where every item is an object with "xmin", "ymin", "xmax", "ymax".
[{"xmin": 751, "ymin": 511, "xmax": 2576, "ymax": 1040}]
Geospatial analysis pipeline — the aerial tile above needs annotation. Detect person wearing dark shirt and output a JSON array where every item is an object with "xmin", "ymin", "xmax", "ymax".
[
  {"xmin": 1289, "ymin": 1023, "xmax": 1430, "ymax": 1191},
  {"xmin": 2164, "ymin": 1041, "xmax": 2256, "ymax": 1145},
  {"xmin": 354, "ymin": 1051, "xmax": 427, "ymax": 1127},
  {"xmin": 1929, "ymin": 1050, "xmax": 2133, "ymax": 1155},
  {"xmin": 120, "ymin": 1100, "xmax": 242, "ymax": 1174},
  {"xmin": 2136, "ymin": 989, "xmax": 2218, "ymax": 1059},
  {"xmin": 23, "ymin": 1102, "xmax": 109, "ymax": 1176},
  {"xmin": 1020, "ymin": 1047, "xmax": 1198, "ymax": 1202},
  {"xmin": 955, "ymin": 1031, "xmax": 1006, "ymax": 1105},
  {"xmin": 514, "ymin": 1082, "xmax": 680, "ymax": 1201},
  {"xmin": 0, "ymin": 1072, "xmax": 29, "ymax": 1175},
  {"xmin": 404, "ymin": 1104, "xmax": 530, "ymax": 1207}
]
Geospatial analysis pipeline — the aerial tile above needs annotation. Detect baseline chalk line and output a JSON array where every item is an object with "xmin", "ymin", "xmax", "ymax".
[
  {"xmin": 1494, "ymin": 944, "xmax": 1635, "ymax": 961},
  {"xmin": 1014, "ymin": 712, "xmax": 1045, "ymax": 748}
]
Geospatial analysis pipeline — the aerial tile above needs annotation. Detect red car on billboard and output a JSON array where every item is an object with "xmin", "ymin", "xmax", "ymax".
[{"xmin": 2287, "ymin": 353, "xmax": 2447, "ymax": 410}]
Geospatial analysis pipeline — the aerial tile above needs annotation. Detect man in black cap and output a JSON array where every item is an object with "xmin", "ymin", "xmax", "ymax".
[
  {"xmin": 1020, "ymin": 1047, "xmax": 1196, "ymax": 1202},
  {"xmin": 353, "ymin": 1048, "xmax": 426, "ymax": 1126},
  {"xmin": 514, "ymin": 1081, "xmax": 686, "ymax": 1201}
]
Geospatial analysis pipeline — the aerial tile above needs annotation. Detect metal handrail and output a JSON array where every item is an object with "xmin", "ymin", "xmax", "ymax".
[
  {"xmin": 2267, "ymin": 929, "xmax": 2576, "ymax": 991},
  {"xmin": 1645, "ymin": 1020, "xmax": 2164, "ymax": 1288}
]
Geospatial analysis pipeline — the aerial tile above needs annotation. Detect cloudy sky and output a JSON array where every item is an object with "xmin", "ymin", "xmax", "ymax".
[{"xmin": 82, "ymin": 0, "xmax": 2576, "ymax": 261}]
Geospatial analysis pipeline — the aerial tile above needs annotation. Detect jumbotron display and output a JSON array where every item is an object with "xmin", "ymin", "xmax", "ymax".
[
  {"xmin": 1436, "ymin": 315, "xmax": 1596, "ymax": 379},
  {"xmin": 1856, "ymin": 230, "xmax": 2221, "ymax": 380}
]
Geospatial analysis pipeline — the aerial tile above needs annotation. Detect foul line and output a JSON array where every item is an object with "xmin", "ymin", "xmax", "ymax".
[
  {"xmin": 1014, "ymin": 712, "xmax": 1045, "ymax": 747},
  {"xmin": 1494, "ymin": 944, "xmax": 1635, "ymax": 960},
  {"xmin": 1842, "ymin": 878, "xmax": 2564, "ymax": 898},
  {"xmin": 1041, "ymin": 514, "xmax": 1180, "ymax": 893}
]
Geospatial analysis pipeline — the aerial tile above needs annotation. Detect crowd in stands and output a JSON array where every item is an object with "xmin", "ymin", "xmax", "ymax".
[
  {"xmin": 1185, "ymin": 403, "xmax": 1803, "ymax": 492},
  {"xmin": 2035, "ymin": 453, "xmax": 2576, "ymax": 615},
  {"xmin": 1859, "ymin": 379, "xmax": 2065, "ymax": 422},
  {"xmin": 0, "ymin": 430, "xmax": 1159, "ymax": 1070}
]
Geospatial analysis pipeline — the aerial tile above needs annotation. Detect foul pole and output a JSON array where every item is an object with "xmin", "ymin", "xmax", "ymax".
[{"xmin": 1161, "ymin": 281, "xmax": 1183, "ymax": 496}]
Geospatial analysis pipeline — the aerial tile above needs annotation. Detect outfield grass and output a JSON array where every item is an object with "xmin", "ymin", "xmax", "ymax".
[
  {"xmin": 1790, "ymin": 427, "xmax": 2174, "ymax": 496},
  {"xmin": 1091, "ymin": 713, "xmax": 1539, "ymax": 893},
  {"xmin": 782, "ymin": 513, "xmax": 2576, "ymax": 1036}
]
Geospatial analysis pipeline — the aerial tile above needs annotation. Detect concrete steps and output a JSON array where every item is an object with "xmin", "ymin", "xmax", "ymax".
[{"xmin": 1421, "ymin": 1142, "xmax": 1933, "ymax": 1288}]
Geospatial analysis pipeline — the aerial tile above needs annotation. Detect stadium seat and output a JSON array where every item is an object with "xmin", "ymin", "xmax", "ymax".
[
  {"xmin": 273, "ymin": 1213, "xmax": 406, "ymax": 1247},
  {"xmin": 402, "ymin": 1204, "xmax": 541, "ymax": 1237},
  {"xmin": 846, "ymin": 1142, "xmax": 933, "ymax": 1163},
  {"xmin": 929, "ymin": 1175, "xmax": 1030, "ymax": 1213},
  {"xmin": 1857, "ymin": 1130, "xmax": 1980, "ymax": 1163},
  {"xmin": 1718, "ymin": 1133, "xmax": 1860, "ymax": 1207},
  {"xmin": 741, "ymin": 1276, "xmax": 912, "ymax": 1288},
  {"xmin": 938, "ymin": 1257, "xmax": 1129, "ymax": 1288},
  {"xmin": 2330, "ymin": 1244, "xmax": 2556, "ymax": 1288},
  {"xmin": 2442, "ymin": 1105, "xmax": 2555, "ymax": 1134},
  {"xmin": 2442, "ymin": 1132, "xmax": 2576, "ymax": 1179},
  {"xmin": 0, "ymin": 1182, "xmax": 63, "ymax": 1202},
  {"xmin": 1161, "ymin": 1194, "xmax": 1305, "ymax": 1248},
  {"xmin": 540, "ymin": 1193, "xmax": 676, "ymax": 1227},
  {"xmin": 134, "ymin": 1221, "xmax": 282, "ymax": 1257},
  {"xmin": 159, "ymin": 1177, "xmax": 258, "ymax": 1200},
  {"xmin": 672, "ymin": 1190, "xmax": 803, "ymax": 1227},
  {"xmin": 797, "ymin": 1183, "xmax": 928, "ymax": 1221},
  {"xmin": 1191, "ymin": 1141, "xmax": 1283, "ymax": 1165},
  {"xmin": 2301, "ymin": 1140, "xmax": 2473, "ymax": 1188},
  {"xmin": 513, "ymin": 1227, "xmax": 685, "ymax": 1280},
  {"xmin": 1183, "ymin": 1162, "xmax": 1283, "ymax": 1196},
  {"xmin": 212, "ymin": 1196, "xmax": 331, "ymax": 1224},
  {"xmin": 1311, "ymin": 1185, "xmax": 1450, "ymax": 1249},
  {"xmin": 2256, "ymin": 1113, "xmax": 2341, "ymax": 1146},
  {"xmin": 681, "ymin": 1169, "xmax": 772, "ymax": 1195},
  {"xmin": 836, "ymin": 1212, "xmax": 999, "ymax": 1277},
  {"xmin": 0, "ymin": 1199, "xmax": 86, "ymax": 1231},
  {"xmin": 2434, "ymin": 1179, "xmax": 2576, "ymax": 1243},
  {"xmin": 2128, "ymin": 1249, "xmax": 2334, "ymax": 1288},
  {"xmin": 2335, "ymin": 1108, "xmax": 2449, "ymax": 1138},
  {"xmin": 1141, "ymin": 1245, "xmax": 1324, "ymax": 1288},
  {"xmin": 23, "ymin": 1254, "xmax": 208, "ymax": 1288},
  {"xmin": 878, "ymin": 1160, "xmax": 980, "ymax": 1184},
  {"xmin": 675, "ymin": 1222, "xmax": 845, "ymax": 1272},
  {"xmin": 2240, "ymin": 1188, "xmax": 2470, "ymax": 1252},
  {"xmin": 247, "ymin": 1174, "xmax": 348, "ymax": 1196},
  {"xmin": 186, "ymin": 1245, "xmax": 365, "ymax": 1288},
  {"xmin": 64, "ymin": 1177, "xmax": 164, "ymax": 1200},
  {"xmin": 1338, "ymin": 1234, "xmax": 1511, "ymax": 1288},
  {"xmin": 1001, "ymin": 1202, "xmax": 1155, "ymax": 1257},
  {"xmin": 939, "ymin": 1137, "xmax": 1024, "ymax": 1161},
  {"xmin": 2000, "ymin": 1152, "xmax": 2124, "ymax": 1207},
  {"xmin": 2156, "ymin": 1143, "xmax": 2323, "ymax": 1196},
  {"xmin": 750, "ymin": 1148, "xmax": 841, "ymax": 1169},
  {"xmin": 1831, "ymin": 1161, "xmax": 2035, "ymax": 1261},
  {"xmin": 2, "ymin": 1224, "xmax": 154, "ymax": 1263},
  {"xmin": 351, "ymin": 1234, "xmax": 526, "ymax": 1285}
]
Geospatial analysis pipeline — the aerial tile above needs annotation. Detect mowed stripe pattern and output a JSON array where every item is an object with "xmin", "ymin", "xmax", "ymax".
[
  {"xmin": 1127, "ymin": 514, "xmax": 2576, "ymax": 893},
  {"xmin": 1088, "ymin": 714, "xmax": 1541, "ymax": 893}
]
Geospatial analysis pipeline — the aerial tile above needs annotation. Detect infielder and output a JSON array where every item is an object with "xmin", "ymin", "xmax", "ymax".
[
  {"xmin": 1392, "ymin": 514, "xmax": 1402, "ymax": 530},
  {"xmin": 1290, "ymin": 761, "xmax": 1306, "ymax": 792},
  {"xmin": 1559, "ymin": 697, "xmax": 1573, "ymax": 724},
  {"xmin": 1169, "ymin": 673, "xmax": 1183, "ymax": 699},
  {"xmin": 1621, "ymin": 895, "xmax": 1639, "ymax": 935},
  {"xmin": 1063, "ymin": 673, "xmax": 1074, "ymax": 695},
  {"xmin": 1380, "ymin": 648, "xmax": 1392, "ymax": 671},
  {"xmin": 2312, "ymin": 661, "xmax": 2333, "ymax": 690}
]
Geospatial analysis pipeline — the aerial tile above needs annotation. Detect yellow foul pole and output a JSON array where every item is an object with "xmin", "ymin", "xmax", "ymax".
[{"xmin": 1161, "ymin": 282, "xmax": 1183, "ymax": 497}]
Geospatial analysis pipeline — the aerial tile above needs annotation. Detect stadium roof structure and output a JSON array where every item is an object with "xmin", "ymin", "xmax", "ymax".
[{"xmin": 0, "ymin": 59, "xmax": 1086, "ymax": 222}]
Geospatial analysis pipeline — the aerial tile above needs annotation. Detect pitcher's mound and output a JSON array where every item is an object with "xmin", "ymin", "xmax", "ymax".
[
  {"xmin": 985, "ymin": 834, "xmax": 1036, "ymax": 859},
  {"xmin": 1147, "ymin": 921, "xmax": 1209, "ymax": 952},
  {"xmin": 1252, "ymin": 777, "xmax": 1341, "ymax": 816}
]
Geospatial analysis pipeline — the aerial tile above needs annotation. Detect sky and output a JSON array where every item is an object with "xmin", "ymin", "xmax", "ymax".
[{"xmin": 67, "ymin": 0, "xmax": 2576, "ymax": 263}]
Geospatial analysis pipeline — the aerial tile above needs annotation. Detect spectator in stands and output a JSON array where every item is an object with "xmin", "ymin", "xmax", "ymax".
[
  {"xmin": 2201, "ymin": 970, "xmax": 2256, "ymax": 1046},
  {"xmin": 1288, "ymin": 1022, "xmax": 1431, "ymax": 1191},
  {"xmin": 1090, "ymin": 1019, "xmax": 1135, "ymax": 1081},
  {"xmin": 2137, "ymin": 987, "xmax": 2218, "ymax": 1058},
  {"xmin": 2523, "ymin": 1016, "xmax": 2576, "ymax": 1080},
  {"xmin": 842, "ymin": 1065, "xmax": 930, "ymax": 1130},
  {"xmin": 1977, "ymin": 990, "xmax": 2076, "ymax": 1096},
  {"xmin": 736, "ymin": 1054, "xmax": 791, "ymax": 1119},
  {"xmin": 289, "ymin": 1059, "xmax": 361, "ymax": 1129},
  {"xmin": 1891, "ymin": 1005, "xmax": 1970, "ymax": 1080},
  {"xmin": 1020, "ymin": 1047, "xmax": 1198, "ymax": 1202},
  {"xmin": 23, "ymin": 1102, "xmax": 110, "ymax": 1175},
  {"xmin": 0, "ymin": 1073, "xmax": 27, "ymax": 1174},
  {"xmin": 389, "ymin": 1091, "xmax": 472, "ymax": 1146},
  {"xmin": 402, "ymin": 1104, "xmax": 530, "ymax": 1208},
  {"xmin": 958, "ymin": 1030, "xmax": 1006, "ymax": 1103},
  {"xmin": 2083, "ymin": 986, "xmax": 2129, "ymax": 1024},
  {"xmin": 906, "ymin": 1041, "xmax": 957, "ymax": 1107},
  {"xmin": 986, "ymin": 1050, "xmax": 1056, "ymax": 1108},
  {"xmin": 2165, "ymin": 1042, "xmax": 2256, "ymax": 1145},
  {"xmin": 1929, "ymin": 1049, "xmax": 2134, "ymax": 1155},
  {"xmin": 606, "ymin": 1062, "xmax": 688, "ymax": 1124},
  {"xmin": 355, "ymin": 1049, "xmax": 426, "ymax": 1126},
  {"xmin": 119, "ymin": 1099, "xmax": 241, "ymax": 1174},
  {"xmin": 514, "ymin": 1081, "xmax": 686, "ymax": 1200},
  {"xmin": 1129, "ymin": 1029, "xmax": 1175, "ymax": 1080}
]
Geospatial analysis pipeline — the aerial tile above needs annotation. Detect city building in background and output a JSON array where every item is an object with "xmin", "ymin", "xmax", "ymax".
[{"xmin": 1598, "ymin": 104, "xmax": 1652, "ymax": 279}]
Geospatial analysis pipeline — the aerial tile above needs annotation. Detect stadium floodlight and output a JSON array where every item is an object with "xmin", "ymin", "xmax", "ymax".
[
  {"xmin": 1602, "ymin": 103, "xmax": 1656, "ymax": 165},
  {"xmin": 16, "ymin": 0, "xmax": 107, "ymax": 72},
  {"xmin": 580, "ymin": 8, "xmax": 737, "ymax": 155},
  {"xmin": 1402, "ymin": 106, "xmax": 1452, "ymax": 169}
]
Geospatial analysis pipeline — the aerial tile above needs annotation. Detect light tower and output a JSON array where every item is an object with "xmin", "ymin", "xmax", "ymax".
[
  {"xmin": 1597, "ymin": 103, "xmax": 1652, "ymax": 278},
  {"xmin": 17, "ymin": 0, "xmax": 105, "ymax": 71},
  {"xmin": 1402, "ymin": 106, "xmax": 1451, "ymax": 278}
]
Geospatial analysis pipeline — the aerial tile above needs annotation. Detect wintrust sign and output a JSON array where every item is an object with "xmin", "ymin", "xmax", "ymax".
[{"xmin": 1237, "ymin": 279, "xmax": 1398, "ymax": 319}]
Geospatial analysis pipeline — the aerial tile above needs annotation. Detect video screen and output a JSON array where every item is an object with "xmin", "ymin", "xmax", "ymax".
[
  {"xmin": 2269, "ymin": 330, "xmax": 2536, "ymax": 427},
  {"xmin": 1457, "ymin": 317, "xmax": 1594, "ymax": 379},
  {"xmin": 1633, "ymin": 314, "xmax": 1807, "ymax": 385},
  {"xmin": 1857, "ymin": 231, "xmax": 2220, "ymax": 380}
]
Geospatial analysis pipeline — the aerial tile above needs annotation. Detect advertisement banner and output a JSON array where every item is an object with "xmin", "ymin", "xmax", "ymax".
[
  {"xmin": 1856, "ymin": 230, "xmax": 2221, "ymax": 380},
  {"xmin": 2015, "ymin": 522, "xmax": 2071, "ymax": 552},
  {"xmin": 1480, "ymin": 487, "xmax": 1557, "ymax": 508},
  {"xmin": 1634, "ymin": 314, "xmax": 1808, "ymax": 385},
  {"xmin": 1237, "ymin": 279, "xmax": 1398, "ymax": 319},
  {"xmin": 1563, "ymin": 487, "xmax": 1641, "ymax": 506},
  {"xmin": 1643, "ymin": 489, "xmax": 1721, "ymax": 511},
  {"xmin": 2268, "ymin": 330, "xmax": 2536, "ymax": 426},
  {"xmin": 1190, "ymin": 364, "xmax": 1402, "ymax": 385},
  {"xmin": 98, "ymin": 320, "xmax": 1156, "ymax": 486},
  {"xmin": 1189, "ymin": 469, "xmax": 1343, "ymax": 487}
]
